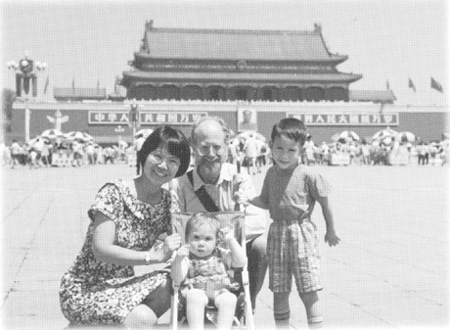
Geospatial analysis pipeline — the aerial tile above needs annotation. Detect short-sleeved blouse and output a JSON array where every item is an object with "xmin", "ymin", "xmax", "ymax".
[
  {"xmin": 59, "ymin": 179, "xmax": 172, "ymax": 325},
  {"xmin": 260, "ymin": 164, "xmax": 332, "ymax": 222}
]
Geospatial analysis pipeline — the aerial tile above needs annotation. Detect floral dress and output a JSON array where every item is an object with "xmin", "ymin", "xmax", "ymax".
[{"xmin": 60, "ymin": 179, "xmax": 172, "ymax": 325}]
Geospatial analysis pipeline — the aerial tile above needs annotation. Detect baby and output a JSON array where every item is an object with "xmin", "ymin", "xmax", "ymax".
[{"xmin": 172, "ymin": 213, "xmax": 247, "ymax": 330}]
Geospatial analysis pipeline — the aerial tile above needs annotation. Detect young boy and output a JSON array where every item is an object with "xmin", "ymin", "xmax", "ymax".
[
  {"xmin": 238, "ymin": 117, "xmax": 340, "ymax": 329},
  {"xmin": 171, "ymin": 213, "xmax": 247, "ymax": 330}
]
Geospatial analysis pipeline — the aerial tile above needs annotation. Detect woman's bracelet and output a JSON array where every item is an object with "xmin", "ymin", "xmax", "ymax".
[{"xmin": 145, "ymin": 251, "xmax": 151, "ymax": 265}]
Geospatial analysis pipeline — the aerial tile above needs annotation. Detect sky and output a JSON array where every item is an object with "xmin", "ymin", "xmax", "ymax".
[{"xmin": 1, "ymin": 0, "xmax": 449, "ymax": 106}]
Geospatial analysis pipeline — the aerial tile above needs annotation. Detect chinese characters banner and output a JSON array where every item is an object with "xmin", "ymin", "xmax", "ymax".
[
  {"xmin": 88, "ymin": 111, "xmax": 207, "ymax": 125},
  {"xmin": 287, "ymin": 113, "xmax": 399, "ymax": 126}
]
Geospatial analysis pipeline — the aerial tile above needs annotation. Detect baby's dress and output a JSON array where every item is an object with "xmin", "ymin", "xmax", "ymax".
[
  {"xmin": 177, "ymin": 248, "xmax": 241, "ymax": 318},
  {"xmin": 60, "ymin": 179, "xmax": 172, "ymax": 325},
  {"xmin": 182, "ymin": 249, "xmax": 236, "ymax": 295}
]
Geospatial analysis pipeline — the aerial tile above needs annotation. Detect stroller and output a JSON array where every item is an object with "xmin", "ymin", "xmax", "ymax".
[{"xmin": 170, "ymin": 211, "xmax": 255, "ymax": 330}]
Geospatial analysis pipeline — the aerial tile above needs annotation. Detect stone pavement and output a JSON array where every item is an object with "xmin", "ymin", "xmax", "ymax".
[{"xmin": 1, "ymin": 163, "xmax": 449, "ymax": 330}]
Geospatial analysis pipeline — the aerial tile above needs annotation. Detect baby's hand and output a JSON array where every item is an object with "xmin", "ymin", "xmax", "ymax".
[
  {"xmin": 164, "ymin": 233, "xmax": 182, "ymax": 252},
  {"xmin": 175, "ymin": 245, "xmax": 190, "ymax": 258},
  {"xmin": 324, "ymin": 231, "xmax": 341, "ymax": 247}
]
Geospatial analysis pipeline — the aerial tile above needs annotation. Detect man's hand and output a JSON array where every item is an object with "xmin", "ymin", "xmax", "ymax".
[{"xmin": 233, "ymin": 189, "xmax": 250, "ymax": 206}]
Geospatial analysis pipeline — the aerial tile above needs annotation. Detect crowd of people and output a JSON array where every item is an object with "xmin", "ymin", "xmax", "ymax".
[
  {"xmin": 227, "ymin": 133, "xmax": 450, "ymax": 171},
  {"xmin": 2, "ymin": 130, "xmax": 449, "ymax": 170},
  {"xmin": 301, "ymin": 137, "xmax": 449, "ymax": 166},
  {"xmin": 1, "ymin": 138, "xmax": 136, "ymax": 169}
]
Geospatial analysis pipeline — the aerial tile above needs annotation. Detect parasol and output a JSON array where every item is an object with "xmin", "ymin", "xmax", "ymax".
[
  {"xmin": 40, "ymin": 129, "xmax": 64, "ymax": 140},
  {"xmin": 395, "ymin": 131, "xmax": 416, "ymax": 143},
  {"xmin": 332, "ymin": 131, "xmax": 360, "ymax": 142},
  {"xmin": 134, "ymin": 128, "xmax": 153, "ymax": 139},
  {"xmin": 372, "ymin": 127, "xmax": 398, "ymax": 141},
  {"xmin": 237, "ymin": 131, "xmax": 266, "ymax": 141},
  {"xmin": 64, "ymin": 131, "xmax": 94, "ymax": 142}
]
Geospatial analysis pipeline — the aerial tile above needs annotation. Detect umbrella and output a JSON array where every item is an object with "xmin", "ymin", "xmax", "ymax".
[
  {"xmin": 332, "ymin": 131, "xmax": 360, "ymax": 142},
  {"xmin": 118, "ymin": 140, "xmax": 128, "ymax": 148},
  {"xmin": 372, "ymin": 127, "xmax": 398, "ymax": 141},
  {"xmin": 237, "ymin": 131, "xmax": 266, "ymax": 141},
  {"xmin": 27, "ymin": 136, "xmax": 47, "ymax": 146},
  {"xmin": 381, "ymin": 136, "xmax": 394, "ymax": 145},
  {"xmin": 64, "ymin": 131, "xmax": 93, "ymax": 142},
  {"xmin": 134, "ymin": 128, "xmax": 153, "ymax": 139},
  {"xmin": 41, "ymin": 129, "xmax": 64, "ymax": 139},
  {"xmin": 395, "ymin": 131, "xmax": 416, "ymax": 143}
]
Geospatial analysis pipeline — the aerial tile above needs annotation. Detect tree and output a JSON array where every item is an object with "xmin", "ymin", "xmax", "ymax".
[{"xmin": 2, "ymin": 88, "xmax": 16, "ymax": 132}]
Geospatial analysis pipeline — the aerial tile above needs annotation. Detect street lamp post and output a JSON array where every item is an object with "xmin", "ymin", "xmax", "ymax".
[
  {"xmin": 115, "ymin": 125, "xmax": 124, "ymax": 144},
  {"xmin": 127, "ymin": 99, "xmax": 140, "ymax": 146},
  {"xmin": 7, "ymin": 53, "xmax": 46, "ymax": 142}
]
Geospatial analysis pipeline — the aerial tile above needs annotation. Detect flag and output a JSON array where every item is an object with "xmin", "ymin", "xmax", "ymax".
[
  {"xmin": 97, "ymin": 79, "xmax": 100, "ymax": 90},
  {"xmin": 386, "ymin": 80, "xmax": 390, "ymax": 90},
  {"xmin": 44, "ymin": 75, "xmax": 49, "ymax": 95},
  {"xmin": 72, "ymin": 77, "xmax": 75, "ymax": 90},
  {"xmin": 408, "ymin": 78, "xmax": 416, "ymax": 92},
  {"xmin": 431, "ymin": 77, "xmax": 443, "ymax": 93}
]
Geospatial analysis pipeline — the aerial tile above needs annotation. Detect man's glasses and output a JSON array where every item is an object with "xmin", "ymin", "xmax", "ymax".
[
  {"xmin": 196, "ymin": 143, "xmax": 226, "ymax": 156},
  {"xmin": 149, "ymin": 151, "xmax": 180, "ymax": 169}
]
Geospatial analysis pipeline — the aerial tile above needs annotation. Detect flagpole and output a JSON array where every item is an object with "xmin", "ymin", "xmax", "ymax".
[
  {"xmin": 43, "ymin": 71, "xmax": 47, "ymax": 100},
  {"xmin": 45, "ymin": 68, "xmax": 50, "ymax": 101},
  {"xmin": 429, "ymin": 76, "xmax": 432, "ymax": 106}
]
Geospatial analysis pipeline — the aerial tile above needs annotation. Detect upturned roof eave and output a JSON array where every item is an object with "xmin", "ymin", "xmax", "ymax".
[
  {"xmin": 134, "ymin": 52, "xmax": 348, "ymax": 64},
  {"xmin": 122, "ymin": 71, "xmax": 362, "ymax": 85}
]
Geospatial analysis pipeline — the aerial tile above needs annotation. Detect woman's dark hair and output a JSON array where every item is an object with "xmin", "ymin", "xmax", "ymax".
[
  {"xmin": 138, "ymin": 126, "xmax": 191, "ymax": 177},
  {"xmin": 271, "ymin": 117, "xmax": 307, "ymax": 146}
]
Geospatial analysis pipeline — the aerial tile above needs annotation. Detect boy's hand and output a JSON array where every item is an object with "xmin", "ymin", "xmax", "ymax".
[
  {"xmin": 222, "ymin": 225, "xmax": 235, "ymax": 244},
  {"xmin": 324, "ymin": 231, "xmax": 341, "ymax": 247},
  {"xmin": 233, "ymin": 174, "xmax": 249, "ymax": 206},
  {"xmin": 233, "ymin": 173, "xmax": 244, "ymax": 185}
]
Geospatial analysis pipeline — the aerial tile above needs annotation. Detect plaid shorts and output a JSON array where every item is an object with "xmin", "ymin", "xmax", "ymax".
[{"xmin": 267, "ymin": 220, "xmax": 322, "ymax": 293}]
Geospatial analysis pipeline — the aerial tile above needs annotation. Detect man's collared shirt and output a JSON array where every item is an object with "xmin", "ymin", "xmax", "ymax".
[{"xmin": 170, "ymin": 163, "xmax": 266, "ymax": 240}]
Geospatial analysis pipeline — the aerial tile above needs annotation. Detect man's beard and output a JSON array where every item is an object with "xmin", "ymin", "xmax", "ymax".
[{"xmin": 197, "ymin": 157, "xmax": 222, "ymax": 183}]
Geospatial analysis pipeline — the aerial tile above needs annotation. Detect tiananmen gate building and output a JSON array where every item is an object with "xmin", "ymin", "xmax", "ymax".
[{"xmin": 9, "ymin": 21, "xmax": 447, "ymax": 145}]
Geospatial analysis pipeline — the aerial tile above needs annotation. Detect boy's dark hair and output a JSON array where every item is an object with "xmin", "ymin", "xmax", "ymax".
[
  {"xmin": 271, "ymin": 117, "xmax": 308, "ymax": 146},
  {"xmin": 185, "ymin": 213, "xmax": 221, "ymax": 241},
  {"xmin": 138, "ymin": 126, "xmax": 191, "ymax": 177}
]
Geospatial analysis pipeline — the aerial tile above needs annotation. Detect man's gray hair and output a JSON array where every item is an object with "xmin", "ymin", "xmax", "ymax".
[{"xmin": 191, "ymin": 116, "xmax": 230, "ymax": 145}]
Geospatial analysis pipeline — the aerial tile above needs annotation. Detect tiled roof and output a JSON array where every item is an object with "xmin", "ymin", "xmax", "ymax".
[
  {"xmin": 143, "ymin": 27, "xmax": 347, "ymax": 62},
  {"xmin": 53, "ymin": 88, "xmax": 106, "ymax": 99},
  {"xmin": 349, "ymin": 90, "xmax": 396, "ymax": 103},
  {"xmin": 123, "ymin": 70, "xmax": 362, "ymax": 83}
]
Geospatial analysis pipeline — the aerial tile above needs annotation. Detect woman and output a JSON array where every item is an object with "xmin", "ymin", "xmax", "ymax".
[{"xmin": 60, "ymin": 126, "xmax": 191, "ymax": 327}]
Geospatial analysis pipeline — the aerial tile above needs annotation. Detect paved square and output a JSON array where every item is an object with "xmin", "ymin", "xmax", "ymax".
[{"xmin": 1, "ymin": 164, "xmax": 449, "ymax": 329}]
